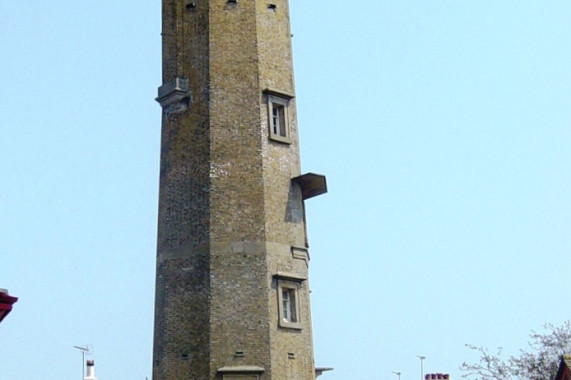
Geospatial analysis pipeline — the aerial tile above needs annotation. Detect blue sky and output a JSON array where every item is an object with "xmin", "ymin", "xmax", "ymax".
[{"xmin": 2, "ymin": 1, "xmax": 571, "ymax": 380}]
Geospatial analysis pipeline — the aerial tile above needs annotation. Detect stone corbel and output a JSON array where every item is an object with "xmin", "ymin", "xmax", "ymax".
[
  {"xmin": 156, "ymin": 78, "xmax": 191, "ymax": 114},
  {"xmin": 292, "ymin": 173, "xmax": 327, "ymax": 200}
]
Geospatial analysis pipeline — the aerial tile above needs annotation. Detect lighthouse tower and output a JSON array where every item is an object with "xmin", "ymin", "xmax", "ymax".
[{"xmin": 152, "ymin": 1, "xmax": 327, "ymax": 379}]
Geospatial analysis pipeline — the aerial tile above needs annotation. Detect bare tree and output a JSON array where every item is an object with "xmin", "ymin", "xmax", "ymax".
[{"xmin": 461, "ymin": 321, "xmax": 571, "ymax": 380}]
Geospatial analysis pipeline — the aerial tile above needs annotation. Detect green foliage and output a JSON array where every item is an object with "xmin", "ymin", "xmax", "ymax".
[{"xmin": 461, "ymin": 321, "xmax": 571, "ymax": 380}]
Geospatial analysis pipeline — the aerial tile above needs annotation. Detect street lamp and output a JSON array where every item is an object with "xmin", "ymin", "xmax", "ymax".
[
  {"xmin": 73, "ymin": 345, "xmax": 89, "ymax": 380},
  {"xmin": 392, "ymin": 371, "xmax": 402, "ymax": 380},
  {"xmin": 417, "ymin": 355, "xmax": 426, "ymax": 380}
]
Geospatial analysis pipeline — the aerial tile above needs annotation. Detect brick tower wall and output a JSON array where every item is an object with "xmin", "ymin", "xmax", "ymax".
[
  {"xmin": 153, "ymin": 1, "xmax": 316, "ymax": 379},
  {"xmin": 153, "ymin": 1, "xmax": 212, "ymax": 379}
]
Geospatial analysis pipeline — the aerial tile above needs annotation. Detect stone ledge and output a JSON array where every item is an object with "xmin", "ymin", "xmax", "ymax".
[
  {"xmin": 217, "ymin": 366, "xmax": 265, "ymax": 374},
  {"xmin": 274, "ymin": 271, "xmax": 307, "ymax": 281},
  {"xmin": 263, "ymin": 87, "xmax": 295, "ymax": 99}
]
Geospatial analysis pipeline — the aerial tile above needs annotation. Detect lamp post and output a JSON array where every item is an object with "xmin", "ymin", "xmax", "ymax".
[
  {"xmin": 417, "ymin": 355, "xmax": 426, "ymax": 380},
  {"xmin": 73, "ymin": 345, "xmax": 89, "ymax": 380},
  {"xmin": 392, "ymin": 371, "xmax": 402, "ymax": 380}
]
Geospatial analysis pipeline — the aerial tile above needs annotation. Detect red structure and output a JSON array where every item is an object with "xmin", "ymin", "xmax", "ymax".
[
  {"xmin": 0, "ymin": 289, "xmax": 18, "ymax": 324},
  {"xmin": 555, "ymin": 355, "xmax": 571, "ymax": 380}
]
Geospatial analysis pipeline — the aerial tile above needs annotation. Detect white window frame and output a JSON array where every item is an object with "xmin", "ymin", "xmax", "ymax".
[
  {"xmin": 282, "ymin": 287, "xmax": 297, "ymax": 322},
  {"xmin": 277, "ymin": 279, "xmax": 302, "ymax": 329},
  {"xmin": 264, "ymin": 89, "xmax": 294, "ymax": 144}
]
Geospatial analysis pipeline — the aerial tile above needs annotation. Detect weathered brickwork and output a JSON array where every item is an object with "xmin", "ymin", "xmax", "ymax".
[{"xmin": 153, "ymin": 1, "xmax": 321, "ymax": 379}]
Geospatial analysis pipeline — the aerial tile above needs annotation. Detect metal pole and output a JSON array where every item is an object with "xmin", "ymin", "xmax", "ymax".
[
  {"xmin": 73, "ymin": 345, "xmax": 89, "ymax": 380},
  {"xmin": 417, "ymin": 355, "xmax": 426, "ymax": 380}
]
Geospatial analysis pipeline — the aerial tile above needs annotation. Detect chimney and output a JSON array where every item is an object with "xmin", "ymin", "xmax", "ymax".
[
  {"xmin": 84, "ymin": 360, "xmax": 97, "ymax": 380},
  {"xmin": 426, "ymin": 374, "xmax": 450, "ymax": 380}
]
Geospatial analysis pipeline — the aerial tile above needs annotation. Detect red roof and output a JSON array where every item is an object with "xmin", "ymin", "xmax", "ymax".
[{"xmin": 0, "ymin": 291, "xmax": 18, "ymax": 324}]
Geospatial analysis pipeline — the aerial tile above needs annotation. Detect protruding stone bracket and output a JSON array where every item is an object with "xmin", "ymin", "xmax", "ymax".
[
  {"xmin": 156, "ymin": 78, "xmax": 191, "ymax": 114},
  {"xmin": 316, "ymin": 367, "xmax": 334, "ymax": 378},
  {"xmin": 291, "ymin": 246, "xmax": 310, "ymax": 266},
  {"xmin": 292, "ymin": 173, "xmax": 327, "ymax": 200}
]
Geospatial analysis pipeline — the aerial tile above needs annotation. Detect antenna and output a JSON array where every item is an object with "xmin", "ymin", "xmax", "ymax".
[{"xmin": 73, "ymin": 344, "xmax": 93, "ymax": 380}]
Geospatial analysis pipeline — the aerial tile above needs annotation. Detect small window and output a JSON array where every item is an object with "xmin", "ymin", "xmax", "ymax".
[
  {"xmin": 265, "ymin": 91, "xmax": 293, "ymax": 144},
  {"xmin": 282, "ymin": 288, "xmax": 297, "ymax": 323},
  {"xmin": 277, "ymin": 279, "xmax": 302, "ymax": 329},
  {"xmin": 272, "ymin": 103, "xmax": 287, "ymax": 138}
]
